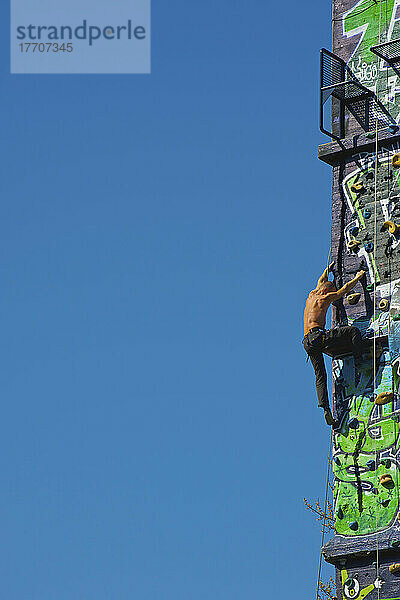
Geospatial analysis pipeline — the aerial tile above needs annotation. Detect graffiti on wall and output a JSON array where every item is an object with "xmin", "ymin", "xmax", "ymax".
[
  {"xmin": 340, "ymin": 567, "xmax": 382, "ymax": 599},
  {"xmin": 322, "ymin": 2, "xmax": 400, "ymax": 599},
  {"xmin": 342, "ymin": 147, "xmax": 400, "ymax": 287},
  {"xmin": 339, "ymin": 0, "xmax": 400, "ymax": 122},
  {"xmin": 332, "ymin": 144, "xmax": 400, "ymax": 540},
  {"xmin": 333, "ymin": 318, "xmax": 400, "ymax": 537}
]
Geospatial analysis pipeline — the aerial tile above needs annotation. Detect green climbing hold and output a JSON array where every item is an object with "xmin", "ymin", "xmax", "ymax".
[
  {"xmin": 382, "ymin": 499, "xmax": 390, "ymax": 507},
  {"xmin": 391, "ymin": 540, "xmax": 400, "ymax": 548},
  {"xmin": 337, "ymin": 507, "xmax": 344, "ymax": 519},
  {"xmin": 366, "ymin": 132, "xmax": 376, "ymax": 139}
]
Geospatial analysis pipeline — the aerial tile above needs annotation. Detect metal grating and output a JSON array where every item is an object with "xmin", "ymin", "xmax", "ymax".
[
  {"xmin": 370, "ymin": 38, "xmax": 400, "ymax": 64},
  {"xmin": 328, "ymin": 81, "xmax": 372, "ymax": 102},
  {"xmin": 321, "ymin": 49, "xmax": 345, "ymax": 87},
  {"xmin": 346, "ymin": 95, "xmax": 390, "ymax": 133},
  {"xmin": 320, "ymin": 48, "xmax": 376, "ymax": 140}
]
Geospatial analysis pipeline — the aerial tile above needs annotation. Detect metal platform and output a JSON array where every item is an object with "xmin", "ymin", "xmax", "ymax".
[
  {"xmin": 370, "ymin": 38, "xmax": 400, "ymax": 66},
  {"xmin": 320, "ymin": 48, "xmax": 375, "ymax": 140},
  {"xmin": 323, "ymin": 80, "xmax": 372, "ymax": 103}
]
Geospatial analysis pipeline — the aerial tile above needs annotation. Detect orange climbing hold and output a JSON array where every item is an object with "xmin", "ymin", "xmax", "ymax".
[
  {"xmin": 348, "ymin": 240, "xmax": 360, "ymax": 251},
  {"xmin": 350, "ymin": 182, "xmax": 364, "ymax": 193},
  {"xmin": 392, "ymin": 153, "xmax": 400, "ymax": 168},
  {"xmin": 347, "ymin": 293, "xmax": 361, "ymax": 305},
  {"xmin": 389, "ymin": 564, "xmax": 400, "ymax": 574},
  {"xmin": 375, "ymin": 392, "xmax": 394, "ymax": 405},
  {"xmin": 379, "ymin": 298, "xmax": 390, "ymax": 311},
  {"xmin": 383, "ymin": 221, "xmax": 400, "ymax": 235},
  {"xmin": 380, "ymin": 473, "xmax": 394, "ymax": 487}
]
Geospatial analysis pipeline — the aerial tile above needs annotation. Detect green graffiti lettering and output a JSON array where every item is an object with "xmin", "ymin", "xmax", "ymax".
[{"xmin": 344, "ymin": 0, "xmax": 396, "ymax": 65}]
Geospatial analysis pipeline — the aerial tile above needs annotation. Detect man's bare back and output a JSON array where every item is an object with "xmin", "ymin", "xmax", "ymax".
[
  {"xmin": 303, "ymin": 263, "xmax": 365, "ymax": 336},
  {"xmin": 304, "ymin": 289, "xmax": 333, "ymax": 335}
]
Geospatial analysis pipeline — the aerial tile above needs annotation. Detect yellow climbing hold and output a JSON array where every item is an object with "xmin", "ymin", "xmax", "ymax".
[
  {"xmin": 392, "ymin": 153, "xmax": 400, "ymax": 168},
  {"xmin": 375, "ymin": 391, "xmax": 394, "ymax": 405},
  {"xmin": 383, "ymin": 220, "xmax": 400, "ymax": 235},
  {"xmin": 379, "ymin": 298, "xmax": 390, "ymax": 311},
  {"xmin": 380, "ymin": 473, "xmax": 394, "ymax": 486},
  {"xmin": 347, "ymin": 293, "xmax": 361, "ymax": 305},
  {"xmin": 348, "ymin": 239, "xmax": 360, "ymax": 251},
  {"xmin": 389, "ymin": 564, "xmax": 400, "ymax": 574},
  {"xmin": 350, "ymin": 182, "xmax": 364, "ymax": 193}
]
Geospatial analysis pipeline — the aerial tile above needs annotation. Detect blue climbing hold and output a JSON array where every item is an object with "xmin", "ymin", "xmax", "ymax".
[
  {"xmin": 365, "ymin": 242, "xmax": 374, "ymax": 252},
  {"xmin": 363, "ymin": 209, "xmax": 372, "ymax": 219},
  {"xmin": 349, "ymin": 521, "xmax": 359, "ymax": 531},
  {"xmin": 348, "ymin": 417, "xmax": 359, "ymax": 429},
  {"xmin": 349, "ymin": 226, "xmax": 359, "ymax": 237},
  {"xmin": 334, "ymin": 457, "xmax": 341, "ymax": 465},
  {"xmin": 389, "ymin": 125, "xmax": 399, "ymax": 134},
  {"xmin": 367, "ymin": 460, "xmax": 376, "ymax": 471}
]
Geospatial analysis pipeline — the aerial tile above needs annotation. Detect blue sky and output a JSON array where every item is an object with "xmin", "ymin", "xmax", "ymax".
[{"xmin": 1, "ymin": 1, "xmax": 336, "ymax": 598}]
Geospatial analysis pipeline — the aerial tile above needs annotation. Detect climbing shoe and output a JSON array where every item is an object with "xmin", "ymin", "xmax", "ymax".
[
  {"xmin": 368, "ymin": 344, "xmax": 384, "ymax": 371},
  {"xmin": 323, "ymin": 407, "xmax": 336, "ymax": 426}
]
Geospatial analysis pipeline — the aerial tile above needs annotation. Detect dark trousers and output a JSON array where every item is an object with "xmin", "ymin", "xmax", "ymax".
[{"xmin": 302, "ymin": 326, "xmax": 363, "ymax": 409}]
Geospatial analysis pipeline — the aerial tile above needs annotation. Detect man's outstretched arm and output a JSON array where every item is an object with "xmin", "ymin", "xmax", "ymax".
[
  {"xmin": 332, "ymin": 270, "xmax": 365, "ymax": 300},
  {"xmin": 317, "ymin": 261, "xmax": 335, "ymax": 287}
]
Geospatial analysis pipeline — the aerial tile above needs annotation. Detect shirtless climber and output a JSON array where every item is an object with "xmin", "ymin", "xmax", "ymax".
[{"xmin": 303, "ymin": 262, "xmax": 365, "ymax": 426}]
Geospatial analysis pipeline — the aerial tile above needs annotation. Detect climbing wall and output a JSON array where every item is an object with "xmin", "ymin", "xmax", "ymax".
[
  {"xmin": 332, "ymin": 0, "xmax": 400, "ymax": 138},
  {"xmin": 319, "ymin": 2, "xmax": 400, "ymax": 600}
]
